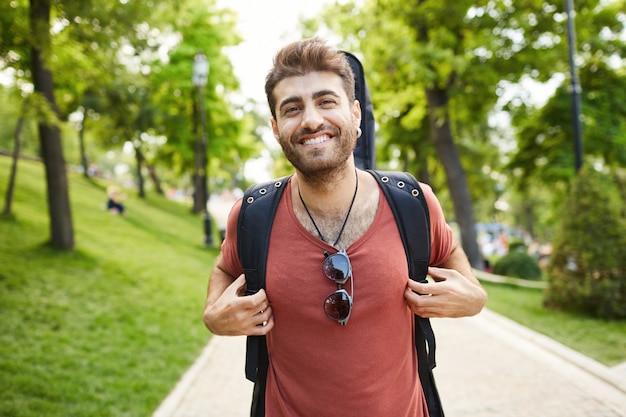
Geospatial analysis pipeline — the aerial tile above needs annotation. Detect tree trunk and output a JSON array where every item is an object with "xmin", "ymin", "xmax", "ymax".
[
  {"xmin": 30, "ymin": 0, "xmax": 74, "ymax": 249},
  {"xmin": 79, "ymin": 107, "xmax": 89, "ymax": 178},
  {"xmin": 134, "ymin": 143, "xmax": 145, "ymax": 198},
  {"xmin": 425, "ymin": 86, "xmax": 482, "ymax": 269},
  {"xmin": 147, "ymin": 163, "xmax": 164, "ymax": 195},
  {"xmin": 522, "ymin": 198, "xmax": 535, "ymax": 239},
  {"xmin": 2, "ymin": 98, "xmax": 28, "ymax": 216}
]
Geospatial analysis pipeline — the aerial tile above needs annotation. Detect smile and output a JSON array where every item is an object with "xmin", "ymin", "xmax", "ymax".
[{"xmin": 301, "ymin": 135, "xmax": 331, "ymax": 146}]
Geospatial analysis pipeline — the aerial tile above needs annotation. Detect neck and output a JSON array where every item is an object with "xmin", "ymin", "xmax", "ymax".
[
  {"xmin": 295, "ymin": 166, "xmax": 359, "ymax": 215},
  {"xmin": 297, "ymin": 168, "xmax": 359, "ymax": 247}
]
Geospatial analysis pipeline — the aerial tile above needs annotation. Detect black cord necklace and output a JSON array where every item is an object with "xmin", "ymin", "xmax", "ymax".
[{"xmin": 298, "ymin": 170, "xmax": 359, "ymax": 247}]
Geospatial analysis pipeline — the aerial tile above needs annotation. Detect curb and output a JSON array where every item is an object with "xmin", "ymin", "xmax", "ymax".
[
  {"xmin": 152, "ymin": 338, "xmax": 216, "ymax": 417},
  {"xmin": 480, "ymin": 308, "xmax": 626, "ymax": 394}
]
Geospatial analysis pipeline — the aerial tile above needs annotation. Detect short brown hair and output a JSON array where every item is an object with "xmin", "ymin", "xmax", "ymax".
[{"xmin": 265, "ymin": 37, "xmax": 355, "ymax": 119}]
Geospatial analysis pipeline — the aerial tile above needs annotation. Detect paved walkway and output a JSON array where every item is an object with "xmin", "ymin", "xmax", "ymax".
[{"xmin": 153, "ymin": 309, "xmax": 626, "ymax": 417}]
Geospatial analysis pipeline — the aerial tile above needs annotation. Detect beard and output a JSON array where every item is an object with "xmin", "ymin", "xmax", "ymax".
[{"xmin": 277, "ymin": 125, "xmax": 357, "ymax": 186}]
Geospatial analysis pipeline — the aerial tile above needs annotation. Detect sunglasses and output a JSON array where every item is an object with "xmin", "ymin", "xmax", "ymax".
[{"xmin": 322, "ymin": 249, "xmax": 354, "ymax": 326}]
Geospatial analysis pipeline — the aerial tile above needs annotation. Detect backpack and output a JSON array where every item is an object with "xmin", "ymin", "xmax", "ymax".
[{"xmin": 237, "ymin": 170, "xmax": 444, "ymax": 417}]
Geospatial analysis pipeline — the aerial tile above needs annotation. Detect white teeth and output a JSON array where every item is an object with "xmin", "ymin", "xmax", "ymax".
[{"xmin": 302, "ymin": 135, "xmax": 330, "ymax": 145}]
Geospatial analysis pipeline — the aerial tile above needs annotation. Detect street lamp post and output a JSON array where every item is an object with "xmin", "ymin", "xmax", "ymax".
[
  {"xmin": 565, "ymin": 0, "xmax": 583, "ymax": 172},
  {"xmin": 193, "ymin": 50, "xmax": 214, "ymax": 247}
]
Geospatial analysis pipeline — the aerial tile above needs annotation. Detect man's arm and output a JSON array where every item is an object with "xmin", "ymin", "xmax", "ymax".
[
  {"xmin": 203, "ymin": 254, "xmax": 274, "ymax": 336},
  {"xmin": 404, "ymin": 241, "xmax": 487, "ymax": 318}
]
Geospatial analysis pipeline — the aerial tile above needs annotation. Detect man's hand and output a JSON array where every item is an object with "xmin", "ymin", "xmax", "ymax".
[
  {"xmin": 404, "ymin": 266, "xmax": 487, "ymax": 318},
  {"xmin": 203, "ymin": 274, "xmax": 274, "ymax": 336}
]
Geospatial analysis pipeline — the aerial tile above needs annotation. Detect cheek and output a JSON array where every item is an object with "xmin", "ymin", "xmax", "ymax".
[{"xmin": 275, "ymin": 119, "xmax": 299, "ymax": 141}]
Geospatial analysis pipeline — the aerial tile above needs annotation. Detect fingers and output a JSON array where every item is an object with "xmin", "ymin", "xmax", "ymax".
[
  {"xmin": 248, "ymin": 307, "xmax": 275, "ymax": 335},
  {"xmin": 232, "ymin": 289, "xmax": 273, "ymax": 335},
  {"xmin": 407, "ymin": 279, "xmax": 433, "ymax": 296},
  {"xmin": 204, "ymin": 274, "xmax": 274, "ymax": 336},
  {"xmin": 405, "ymin": 268, "xmax": 487, "ymax": 318},
  {"xmin": 404, "ymin": 286, "xmax": 438, "ymax": 318}
]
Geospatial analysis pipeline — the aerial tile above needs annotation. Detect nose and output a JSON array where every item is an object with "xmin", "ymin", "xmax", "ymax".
[{"xmin": 300, "ymin": 105, "xmax": 324, "ymax": 132}]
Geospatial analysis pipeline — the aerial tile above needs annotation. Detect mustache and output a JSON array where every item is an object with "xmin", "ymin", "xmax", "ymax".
[{"xmin": 292, "ymin": 125, "xmax": 340, "ymax": 142}]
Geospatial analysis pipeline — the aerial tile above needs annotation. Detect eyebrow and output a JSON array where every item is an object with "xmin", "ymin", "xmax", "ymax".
[{"xmin": 278, "ymin": 89, "xmax": 342, "ymax": 111}]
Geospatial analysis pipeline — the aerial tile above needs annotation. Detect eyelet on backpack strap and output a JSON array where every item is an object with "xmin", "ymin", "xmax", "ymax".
[
  {"xmin": 411, "ymin": 188, "xmax": 420, "ymax": 197},
  {"xmin": 381, "ymin": 176, "xmax": 390, "ymax": 183},
  {"xmin": 274, "ymin": 180, "xmax": 283, "ymax": 188},
  {"xmin": 397, "ymin": 180, "xmax": 405, "ymax": 188},
  {"xmin": 246, "ymin": 196, "xmax": 255, "ymax": 204}
]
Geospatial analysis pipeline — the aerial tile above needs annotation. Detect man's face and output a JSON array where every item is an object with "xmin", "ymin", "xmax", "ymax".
[{"xmin": 270, "ymin": 71, "xmax": 361, "ymax": 177}]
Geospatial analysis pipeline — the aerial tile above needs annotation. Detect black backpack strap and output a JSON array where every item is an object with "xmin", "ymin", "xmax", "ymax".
[
  {"xmin": 368, "ymin": 170, "xmax": 444, "ymax": 417},
  {"xmin": 237, "ymin": 176, "xmax": 291, "ymax": 301},
  {"xmin": 368, "ymin": 170, "xmax": 430, "ymax": 278},
  {"xmin": 237, "ymin": 176, "xmax": 291, "ymax": 417}
]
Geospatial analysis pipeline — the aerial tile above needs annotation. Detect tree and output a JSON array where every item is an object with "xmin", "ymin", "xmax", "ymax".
[
  {"xmin": 2, "ymin": 95, "xmax": 29, "ymax": 217},
  {"xmin": 2, "ymin": 0, "xmax": 158, "ymax": 247},
  {"xmin": 312, "ymin": 0, "xmax": 625, "ymax": 267},
  {"xmin": 30, "ymin": 0, "xmax": 74, "ymax": 249},
  {"xmin": 312, "ymin": 1, "xmax": 517, "ymax": 267},
  {"xmin": 504, "ymin": 1, "xmax": 626, "ymax": 240},
  {"xmin": 545, "ymin": 166, "xmax": 626, "ymax": 318},
  {"xmin": 509, "ymin": 61, "xmax": 626, "ymax": 186},
  {"xmin": 147, "ymin": 2, "xmax": 260, "ymax": 211}
]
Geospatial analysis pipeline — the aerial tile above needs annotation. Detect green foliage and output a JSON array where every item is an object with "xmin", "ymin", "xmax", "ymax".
[
  {"xmin": 545, "ymin": 166, "xmax": 626, "ymax": 319},
  {"xmin": 493, "ymin": 250, "xmax": 542, "ymax": 280},
  {"xmin": 509, "ymin": 61, "xmax": 626, "ymax": 187},
  {"xmin": 0, "ymin": 156, "xmax": 214, "ymax": 416},
  {"xmin": 0, "ymin": 0, "xmax": 256, "ymax": 198},
  {"xmin": 311, "ymin": 0, "xmax": 626, "ymax": 234}
]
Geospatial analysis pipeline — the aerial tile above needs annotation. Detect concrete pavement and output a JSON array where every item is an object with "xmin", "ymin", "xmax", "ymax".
[{"xmin": 153, "ymin": 308, "xmax": 626, "ymax": 417}]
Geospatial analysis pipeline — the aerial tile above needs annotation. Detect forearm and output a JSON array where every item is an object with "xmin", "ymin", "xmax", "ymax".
[
  {"xmin": 203, "ymin": 255, "xmax": 238, "ymax": 333},
  {"xmin": 439, "ymin": 241, "xmax": 480, "ymax": 286},
  {"xmin": 205, "ymin": 254, "xmax": 236, "ymax": 308},
  {"xmin": 437, "ymin": 241, "xmax": 487, "ymax": 316}
]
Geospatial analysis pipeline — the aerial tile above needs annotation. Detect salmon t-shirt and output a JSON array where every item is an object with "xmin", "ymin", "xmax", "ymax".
[{"xmin": 221, "ymin": 176, "xmax": 453, "ymax": 417}]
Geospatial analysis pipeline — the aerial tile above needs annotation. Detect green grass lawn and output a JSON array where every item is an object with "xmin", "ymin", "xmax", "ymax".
[
  {"xmin": 0, "ymin": 156, "xmax": 217, "ymax": 417},
  {"xmin": 1, "ymin": 156, "xmax": 624, "ymax": 417}
]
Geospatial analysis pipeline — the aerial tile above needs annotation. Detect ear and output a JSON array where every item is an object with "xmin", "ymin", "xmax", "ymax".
[
  {"xmin": 270, "ymin": 118, "xmax": 280, "ymax": 141},
  {"xmin": 352, "ymin": 100, "xmax": 362, "ymax": 133}
]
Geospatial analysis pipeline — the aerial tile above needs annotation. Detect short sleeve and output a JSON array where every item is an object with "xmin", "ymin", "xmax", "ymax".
[
  {"xmin": 220, "ymin": 198, "xmax": 244, "ymax": 278},
  {"xmin": 420, "ymin": 183, "xmax": 454, "ymax": 266}
]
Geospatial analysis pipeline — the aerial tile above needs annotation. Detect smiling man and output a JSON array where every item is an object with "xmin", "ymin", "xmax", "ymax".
[{"xmin": 203, "ymin": 37, "xmax": 487, "ymax": 417}]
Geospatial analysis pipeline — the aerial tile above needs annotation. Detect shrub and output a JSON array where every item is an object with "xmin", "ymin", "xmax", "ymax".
[
  {"xmin": 493, "ymin": 250, "xmax": 542, "ymax": 280},
  {"xmin": 507, "ymin": 239, "xmax": 527, "ymax": 253},
  {"xmin": 544, "ymin": 166, "xmax": 626, "ymax": 319}
]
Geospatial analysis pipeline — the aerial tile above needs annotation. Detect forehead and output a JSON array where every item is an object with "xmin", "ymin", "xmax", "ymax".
[{"xmin": 273, "ymin": 71, "xmax": 348, "ymax": 103}]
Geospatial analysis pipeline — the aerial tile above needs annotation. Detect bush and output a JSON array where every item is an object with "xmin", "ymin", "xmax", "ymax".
[
  {"xmin": 544, "ymin": 166, "xmax": 626, "ymax": 319},
  {"xmin": 493, "ymin": 250, "xmax": 542, "ymax": 280},
  {"xmin": 507, "ymin": 239, "xmax": 527, "ymax": 253}
]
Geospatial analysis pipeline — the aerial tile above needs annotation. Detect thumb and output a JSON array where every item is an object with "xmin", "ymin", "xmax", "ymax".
[
  {"xmin": 230, "ymin": 274, "xmax": 247, "ymax": 297},
  {"xmin": 427, "ymin": 266, "xmax": 449, "ymax": 282}
]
